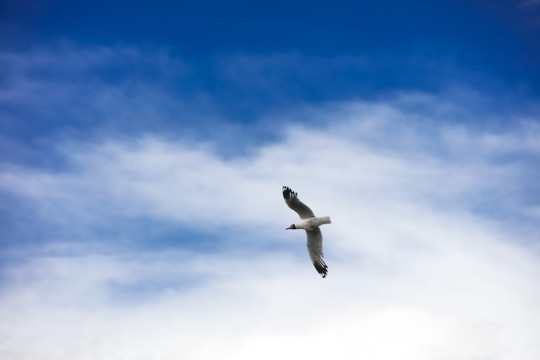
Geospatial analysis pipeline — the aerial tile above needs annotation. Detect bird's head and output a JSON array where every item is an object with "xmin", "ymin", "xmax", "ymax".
[{"xmin": 286, "ymin": 224, "xmax": 296, "ymax": 230}]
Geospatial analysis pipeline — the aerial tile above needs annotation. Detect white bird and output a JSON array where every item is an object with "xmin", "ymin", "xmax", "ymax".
[{"xmin": 282, "ymin": 186, "xmax": 331, "ymax": 278}]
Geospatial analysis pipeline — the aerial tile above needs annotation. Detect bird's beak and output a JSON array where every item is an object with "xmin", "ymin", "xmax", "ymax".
[{"xmin": 286, "ymin": 225, "xmax": 293, "ymax": 230}]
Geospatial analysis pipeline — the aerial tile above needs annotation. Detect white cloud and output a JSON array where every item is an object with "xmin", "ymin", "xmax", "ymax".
[
  {"xmin": 1, "ymin": 237, "xmax": 539, "ymax": 359},
  {"xmin": 1, "ymin": 97, "xmax": 540, "ymax": 359}
]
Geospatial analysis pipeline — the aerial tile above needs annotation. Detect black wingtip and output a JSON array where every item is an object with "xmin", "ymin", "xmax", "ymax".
[
  {"xmin": 282, "ymin": 186, "xmax": 297, "ymax": 200},
  {"xmin": 314, "ymin": 261, "xmax": 328, "ymax": 278}
]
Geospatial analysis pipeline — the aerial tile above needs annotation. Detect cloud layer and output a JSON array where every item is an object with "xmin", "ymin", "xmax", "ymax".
[{"xmin": 1, "ymin": 94, "xmax": 540, "ymax": 359}]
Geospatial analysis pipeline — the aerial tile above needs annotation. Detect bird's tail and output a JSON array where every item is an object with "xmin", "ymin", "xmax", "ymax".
[{"xmin": 320, "ymin": 216, "xmax": 331, "ymax": 225}]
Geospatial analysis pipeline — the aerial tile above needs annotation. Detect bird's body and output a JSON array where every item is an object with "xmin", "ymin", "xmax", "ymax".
[
  {"xmin": 282, "ymin": 186, "xmax": 331, "ymax": 278},
  {"xmin": 288, "ymin": 216, "xmax": 332, "ymax": 231}
]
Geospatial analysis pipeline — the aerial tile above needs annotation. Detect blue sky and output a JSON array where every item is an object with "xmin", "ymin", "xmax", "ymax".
[{"xmin": 1, "ymin": 1, "xmax": 540, "ymax": 359}]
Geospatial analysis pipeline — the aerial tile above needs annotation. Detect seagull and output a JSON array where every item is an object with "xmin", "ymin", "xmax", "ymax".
[{"xmin": 282, "ymin": 186, "xmax": 331, "ymax": 278}]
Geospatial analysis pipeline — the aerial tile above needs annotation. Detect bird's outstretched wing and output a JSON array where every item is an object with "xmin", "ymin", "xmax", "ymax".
[
  {"xmin": 282, "ymin": 186, "xmax": 315, "ymax": 219},
  {"xmin": 306, "ymin": 228, "xmax": 328, "ymax": 278}
]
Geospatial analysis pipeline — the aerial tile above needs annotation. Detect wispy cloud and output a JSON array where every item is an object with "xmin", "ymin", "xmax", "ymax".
[
  {"xmin": 4, "ymin": 43, "xmax": 530, "ymax": 161},
  {"xmin": 1, "ymin": 43, "xmax": 540, "ymax": 359},
  {"xmin": 1, "ymin": 92, "xmax": 540, "ymax": 359},
  {"xmin": 1, "ymin": 224, "xmax": 539, "ymax": 359}
]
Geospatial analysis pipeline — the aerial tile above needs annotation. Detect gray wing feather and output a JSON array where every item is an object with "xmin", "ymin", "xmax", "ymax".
[
  {"xmin": 306, "ymin": 228, "xmax": 328, "ymax": 278},
  {"xmin": 282, "ymin": 186, "xmax": 315, "ymax": 219}
]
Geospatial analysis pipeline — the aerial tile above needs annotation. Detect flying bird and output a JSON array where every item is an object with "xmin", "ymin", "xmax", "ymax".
[{"xmin": 282, "ymin": 186, "xmax": 331, "ymax": 278}]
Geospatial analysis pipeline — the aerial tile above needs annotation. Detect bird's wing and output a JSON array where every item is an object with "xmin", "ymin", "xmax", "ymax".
[
  {"xmin": 306, "ymin": 228, "xmax": 328, "ymax": 278},
  {"xmin": 282, "ymin": 186, "xmax": 315, "ymax": 219}
]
